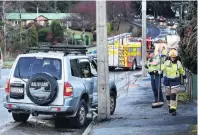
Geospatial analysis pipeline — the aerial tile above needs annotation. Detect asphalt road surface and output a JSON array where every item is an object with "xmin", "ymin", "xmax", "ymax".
[
  {"xmin": 0, "ymin": 20, "xmax": 164, "ymax": 135},
  {"xmin": 0, "ymin": 68, "xmax": 141, "ymax": 135}
]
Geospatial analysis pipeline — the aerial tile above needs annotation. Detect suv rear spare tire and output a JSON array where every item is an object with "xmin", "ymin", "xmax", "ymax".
[{"xmin": 26, "ymin": 73, "xmax": 58, "ymax": 106}]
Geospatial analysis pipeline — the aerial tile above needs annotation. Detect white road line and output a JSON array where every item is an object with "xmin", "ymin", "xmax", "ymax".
[{"xmin": 0, "ymin": 122, "xmax": 21, "ymax": 135}]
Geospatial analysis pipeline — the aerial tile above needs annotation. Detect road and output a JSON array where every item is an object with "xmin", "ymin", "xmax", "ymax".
[
  {"xmin": 0, "ymin": 21, "xmax": 166, "ymax": 134},
  {"xmin": 0, "ymin": 68, "xmax": 141, "ymax": 135}
]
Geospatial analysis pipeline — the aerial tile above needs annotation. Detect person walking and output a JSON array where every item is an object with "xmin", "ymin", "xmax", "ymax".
[
  {"xmin": 161, "ymin": 49, "xmax": 186, "ymax": 116},
  {"xmin": 146, "ymin": 49, "xmax": 164, "ymax": 107}
]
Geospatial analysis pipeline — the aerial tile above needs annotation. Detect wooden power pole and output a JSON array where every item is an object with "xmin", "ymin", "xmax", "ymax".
[
  {"xmin": 96, "ymin": 0, "xmax": 110, "ymax": 121},
  {"xmin": 142, "ymin": 0, "xmax": 147, "ymax": 77}
]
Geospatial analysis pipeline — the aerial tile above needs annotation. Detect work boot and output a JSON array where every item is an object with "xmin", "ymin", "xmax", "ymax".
[
  {"xmin": 168, "ymin": 106, "xmax": 172, "ymax": 113},
  {"xmin": 171, "ymin": 109, "xmax": 177, "ymax": 116}
]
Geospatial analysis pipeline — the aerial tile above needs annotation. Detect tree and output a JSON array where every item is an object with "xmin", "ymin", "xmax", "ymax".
[
  {"xmin": 38, "ymin": 27, "xmax": 50, "ymax": 42},
  {"xmin": 51, "ymin": 20, "xmax": 64, "ymax": 44},
  {"xmin": 29, "ymin": 25, "xmax": 38, "ymax": 47},
  {"xmin": 177, "ymin": 1, "xmax": 197, "ymax": 74},
  {"xmin": 68, "ymin": 1, "xmax": 96, "ymax": 33}
]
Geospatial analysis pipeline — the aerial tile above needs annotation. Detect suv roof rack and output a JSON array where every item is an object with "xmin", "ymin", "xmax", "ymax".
[{"xmin": 26, "ymin": 45, "xmax": 87, "ymax": 55}]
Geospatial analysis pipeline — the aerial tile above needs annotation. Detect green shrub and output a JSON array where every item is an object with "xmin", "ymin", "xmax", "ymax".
[
  {"xmin": 38, "ymin": 27, "xmax": 51, "ymax": 42},
  {"xmin": 29, "ymin": 25, "xmax": 38, "ymax": 47},
  {"xmin": 51, "ymin": 20, "xmax": 64, "ymax": 44},
  {"xmin": 177, "ymin": 1, "xmax": 197, "ymax": 74}
]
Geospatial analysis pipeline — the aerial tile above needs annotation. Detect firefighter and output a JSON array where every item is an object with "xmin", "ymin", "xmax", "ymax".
[
  {"xmin": 146, "ymin": 50, "xmax": 164, "ymax": 106},
  {"xmin": 161, "ymin": 49, "xmax": 186, "ymax": 116}
]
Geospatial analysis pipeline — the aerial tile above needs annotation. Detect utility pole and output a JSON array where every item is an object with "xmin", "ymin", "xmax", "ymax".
[
  {"xmin": 96, "ymin": 0, "xmax": 110, "ymax": 121},
  {"xmin": 142, "ymin": 0, "xmax": 147, "ymax": 77}
]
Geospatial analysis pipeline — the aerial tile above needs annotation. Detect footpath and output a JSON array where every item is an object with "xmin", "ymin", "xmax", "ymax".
[{"xmin": 90, "ymin": 73, "xmax": 197, "ymax": 135}]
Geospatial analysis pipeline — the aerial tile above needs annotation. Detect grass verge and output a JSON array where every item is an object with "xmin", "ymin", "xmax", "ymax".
[
  {"xmin": 3, "ymin": 61, "xmax": 14, "ymax": 69},
  {"xmin": 178, "ymin": 91, "xmax": 190, "ymax": 103},
  {"xmin": 65, "ymin": 29, "xmax": 92, "ymax": 36},
  {"xmin": 189, "ymin": 124, "xmax": 197, "ymax": 135}
]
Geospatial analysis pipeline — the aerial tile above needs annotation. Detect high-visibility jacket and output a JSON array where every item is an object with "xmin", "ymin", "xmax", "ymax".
[
  {"xmin": 161, "ymin": 60, "xmax": 185, "ymax": 78},
  {"xmin": 162, "ymin": 49, "xmax": 168, "ymax": 56},
  {"xmin": 146, "ymin": 55, "xmax": 160, "ymax": 73}
]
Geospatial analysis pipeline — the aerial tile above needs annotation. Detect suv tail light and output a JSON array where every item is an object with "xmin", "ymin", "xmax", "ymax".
[
  {"xmin": 64, "ymin": 82, "xmax": 73, "ymax": 96},
  {"xmin": 5, "ymin": 79, "xmax": 10, "ymax": 94}
]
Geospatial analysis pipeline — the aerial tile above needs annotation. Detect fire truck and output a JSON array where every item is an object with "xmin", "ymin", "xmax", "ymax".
[
  {"xmin": 108, "ymin": 34, "xmax": 142, "ymax": 70},
  {"xmin": 108, "ymin": 34, "xmax": 154, "ymax": 70}
]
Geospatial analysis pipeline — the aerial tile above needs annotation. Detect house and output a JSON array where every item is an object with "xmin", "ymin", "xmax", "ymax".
[{"xmin": 5, "ymin": 13, "xmax": 74, "ymax": 27}]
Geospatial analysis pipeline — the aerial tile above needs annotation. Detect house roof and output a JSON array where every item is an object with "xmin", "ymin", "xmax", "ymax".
[{"xmin": 6, "ymin": 13, "xmax": 74, "ymax": 20}]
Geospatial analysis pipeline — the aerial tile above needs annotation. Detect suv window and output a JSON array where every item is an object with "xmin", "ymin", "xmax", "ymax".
[
  {"xmin": 90, "ymin": 60, "xmax": 97, "ymax": 75},
  {"xmin": 14, "ymin": 57, "xmax": 62, "ymax": 80},
  {"xmin": 78, "ymin": 59, "xmax": 92, "ymax": 78},
  {"xmin": 70, "ymin": 59, "xmax": 81, "ymax": 77}
]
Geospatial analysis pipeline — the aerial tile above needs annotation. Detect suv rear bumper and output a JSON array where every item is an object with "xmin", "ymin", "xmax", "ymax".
[
  {"xmin": 3, "ymin": 95, "xmax": 75, "ymax": 114},
  {"xmin": 4, "ymin": 103, "xmax": 74, "ymax": 113}
]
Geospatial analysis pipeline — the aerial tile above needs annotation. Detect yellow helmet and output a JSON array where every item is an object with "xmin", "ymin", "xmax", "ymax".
[{"xmin": 169, "ymin": 49, "xmax": 178, "ymax": 57}]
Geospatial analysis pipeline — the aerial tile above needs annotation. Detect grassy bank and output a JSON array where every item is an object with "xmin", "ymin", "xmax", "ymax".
[
  {"xmin": 178, "ymin": 91, "xmax": 190, "ymax": 103},
  {"xmin": 3, "ymin": 61, "xmax": 14, "ymax": 69},
  {"xmin": 189, "ymin": 124, "xmax": 197, "ymax": 135}
]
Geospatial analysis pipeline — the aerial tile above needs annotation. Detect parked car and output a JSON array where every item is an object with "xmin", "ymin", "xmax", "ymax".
[
  {"xmin": 135, "ymin": 15, "xmax": 141, "ymax": 19},
  {"xmin": 3, "ymin": 46, "xmax": 117, "ymax": 128},
  {"xmin": 154, "ymin": 36, "xmax": 167, "ymax": 43},
  {"xmin": 146, "ymin": 15, "xmax": 155, "ymax": 20},
  {"xmin": 168, "ymin": 28, "xmax": 177, "ymax": 35},
  {"xmin": 167, "ymin": 20, "xmax": 175, "ymax": 26},
  {"xmin": 157, "ymin": 16, "xmax": 166, "ymax": 22}
]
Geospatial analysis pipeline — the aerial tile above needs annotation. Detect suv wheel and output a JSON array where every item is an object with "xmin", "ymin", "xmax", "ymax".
[
  {"xmin": 110, "ymin": 91, "xmax": 116, "ymax": 115},
  {"xmin": 12, "ymin": 112, "xmax": 30, "ymax": 122},
  {"xmin": 73, "ymin": 99, "xmax": 87, "ymax": 128}
]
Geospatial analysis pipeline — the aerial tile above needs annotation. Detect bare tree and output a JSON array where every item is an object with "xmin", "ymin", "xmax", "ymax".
[{"xmin": 67, "ymin": 1, "xmax": 96, "ymax": 33}]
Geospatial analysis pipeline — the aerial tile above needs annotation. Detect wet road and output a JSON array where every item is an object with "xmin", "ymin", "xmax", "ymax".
[{"xmin": 0, "ymin": 68, "xmax": 140, "ymax": 135}]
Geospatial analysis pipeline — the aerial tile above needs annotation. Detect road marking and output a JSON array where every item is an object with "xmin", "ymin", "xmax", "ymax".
[{"xmin": 0, "ymin": 122, "xmax": 21, "ymax": 135}]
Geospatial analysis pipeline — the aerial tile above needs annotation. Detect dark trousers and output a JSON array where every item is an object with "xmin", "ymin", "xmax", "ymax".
[{"xmin": 150, "ymin": 74, "xmax": 164, "ymax": 102}]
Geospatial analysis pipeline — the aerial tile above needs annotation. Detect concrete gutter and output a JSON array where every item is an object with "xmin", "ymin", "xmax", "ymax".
[{"xmin": 82, "ymin": 112, "xmax": 97, "ymax": 135}]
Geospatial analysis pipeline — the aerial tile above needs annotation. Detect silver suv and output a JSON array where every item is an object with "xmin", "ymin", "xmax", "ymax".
[{"xmin": 3, "ymin": 46, "xmax": 117, "ymax": 128}]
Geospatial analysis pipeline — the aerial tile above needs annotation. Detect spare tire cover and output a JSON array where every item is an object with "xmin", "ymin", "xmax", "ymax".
[{"xmin": 26, "ymin": 73, "xmax": 58, "ymax": 106}]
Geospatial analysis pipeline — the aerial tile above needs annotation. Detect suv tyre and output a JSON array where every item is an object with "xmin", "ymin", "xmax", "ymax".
[
  {"xmin": 110, "ymin": 91, "xmax": 116, "ymax": 115},
  {"xmin": 12, "ymin": 112, "xmax": 30, "ymax": 122},
  {"xmin": 73, "ymin": 99, "xmax": 87, "ymax": 128}
]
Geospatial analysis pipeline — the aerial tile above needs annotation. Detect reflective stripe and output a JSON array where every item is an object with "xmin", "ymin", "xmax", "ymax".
[
  {"xmin": 171, "ymin": 85, "xmax": 180, "ymax": 89},
  {"xmin": 170, "ymin": 106, "xmax": 177, "ymax": 110}
]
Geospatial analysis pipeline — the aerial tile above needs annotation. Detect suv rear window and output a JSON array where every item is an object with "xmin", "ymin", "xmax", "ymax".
[{"xmin": 14, "ymin": 57, "xmax": 62, "ymax": 80}]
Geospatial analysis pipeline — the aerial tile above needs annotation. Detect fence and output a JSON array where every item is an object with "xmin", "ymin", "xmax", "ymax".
[{"xmin": 184, "ymin": 68, "xmax": 197, "ymax": 100}]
